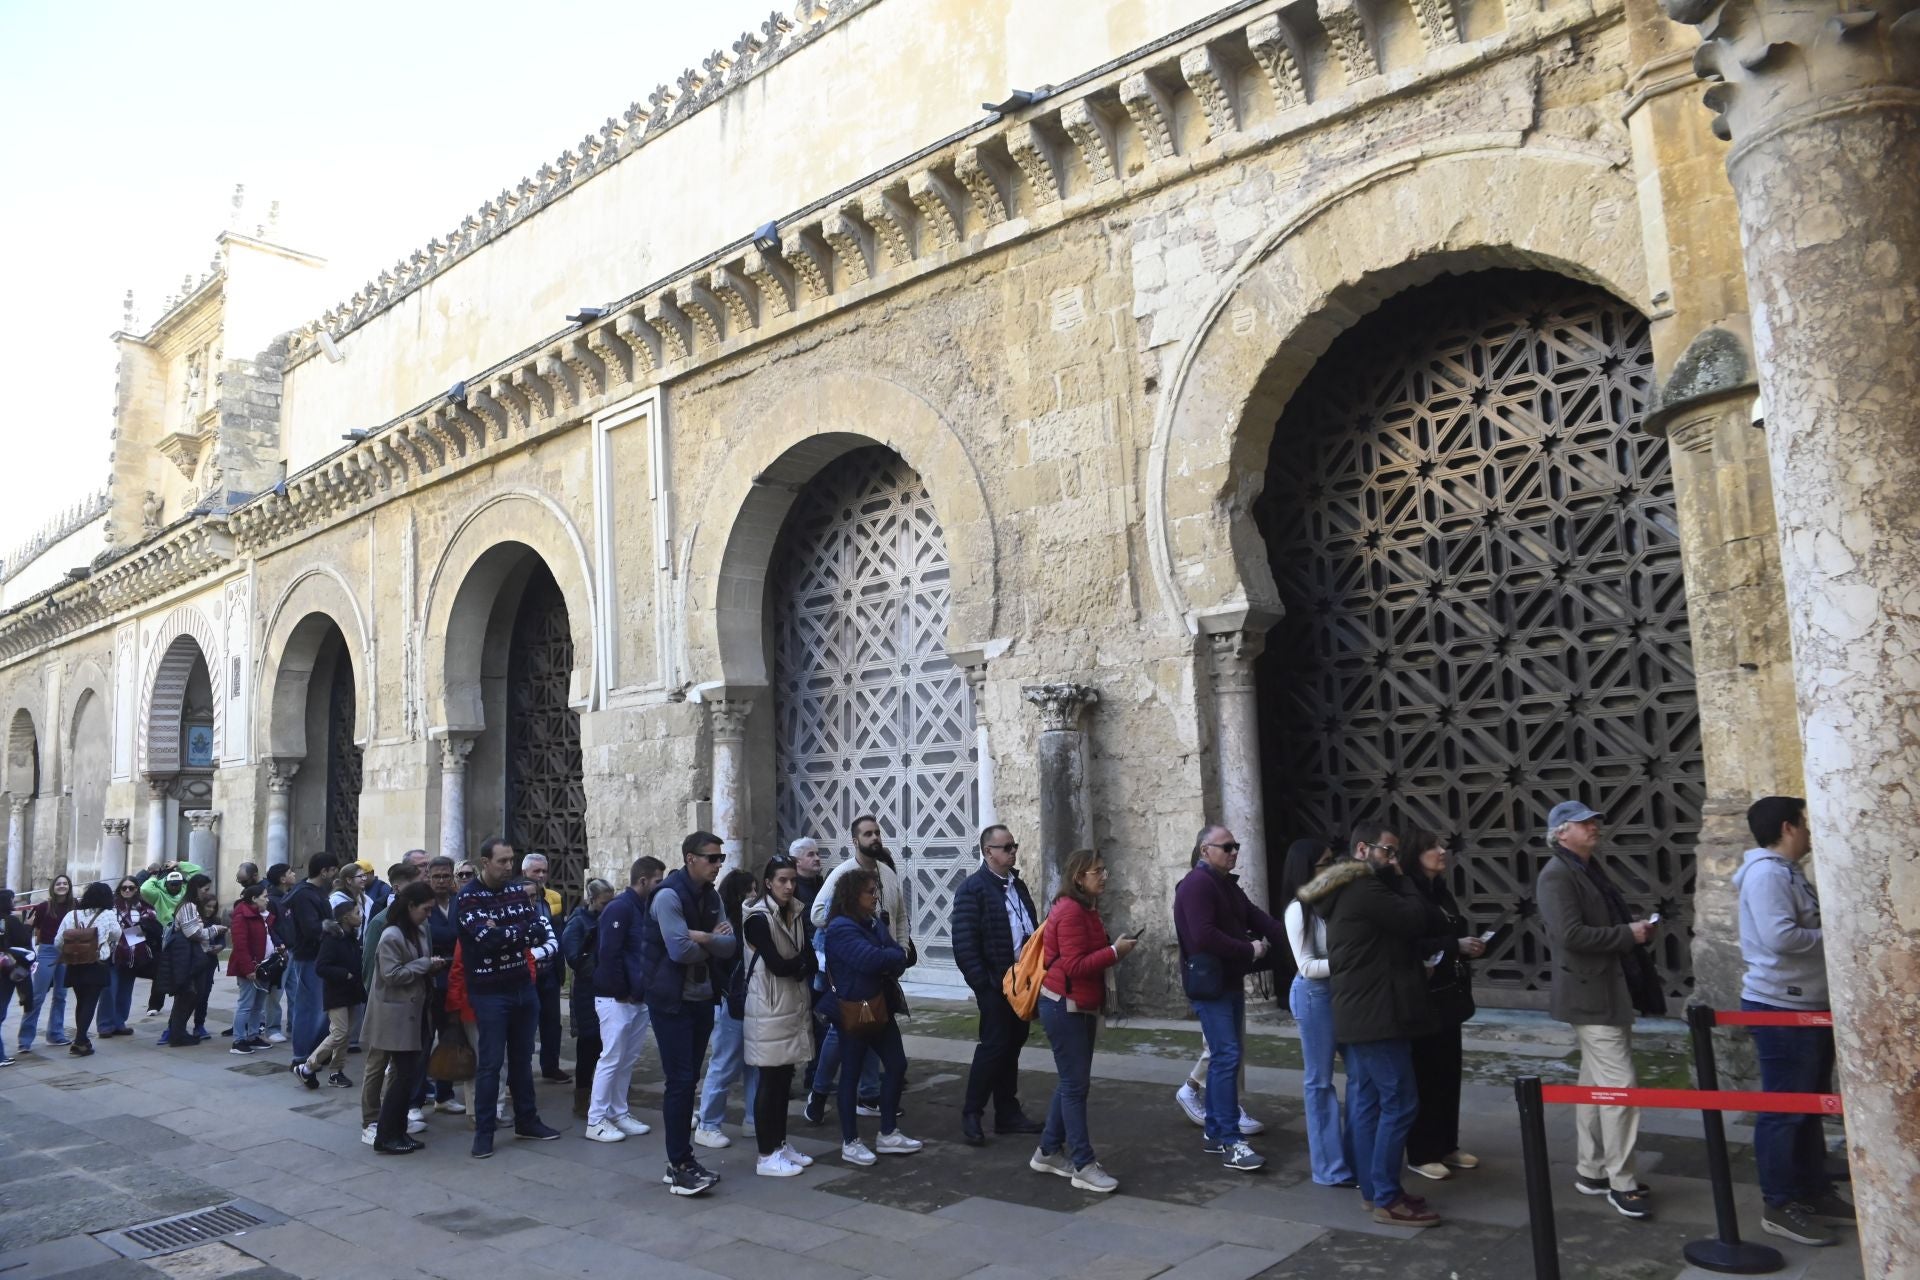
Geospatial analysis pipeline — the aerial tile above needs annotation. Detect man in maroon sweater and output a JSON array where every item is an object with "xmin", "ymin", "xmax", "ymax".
[{"xmin": 1171, "ymin": 824, "xmax": 1287, "ymax": 1171}]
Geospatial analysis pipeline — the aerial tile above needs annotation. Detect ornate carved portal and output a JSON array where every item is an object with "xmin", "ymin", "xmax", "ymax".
[
  {"xmin": 324, "ymin": 654, "xmax": 361, "ymax": 861},
  {"xmin": 772, "ymin": 446, "xmax": 978, "ymax": 985},
  {"xmin": 1256, "ymin": 271, "xmax": 1703, "ymax": 1006},
  {"xmin": 506, "ymin": 563, "xmax": 587, "ymax": 906}
]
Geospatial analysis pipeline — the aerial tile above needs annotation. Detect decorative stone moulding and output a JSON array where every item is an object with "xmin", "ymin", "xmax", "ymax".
[{"xmin": 153, "ymin": 427, "xmax": 211, "ymax": 478}]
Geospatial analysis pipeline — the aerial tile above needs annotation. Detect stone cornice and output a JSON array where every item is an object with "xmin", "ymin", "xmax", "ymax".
[
  {"xmin": 230, "ymin": 0, "xmax": 1625, "ymax": 562},
  {"xmin": 1, "ymin": 488, "xmax": 108, "ymax": 584}
]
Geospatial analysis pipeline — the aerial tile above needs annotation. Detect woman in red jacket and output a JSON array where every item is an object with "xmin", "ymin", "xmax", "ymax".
[
  {"xmin": 1028, "ymin": 849, "xmax": 1137, "ymax": 1194},
  {"xmin": 227, "ymin": 884, "xmax": 273, "ymax": 1054}
]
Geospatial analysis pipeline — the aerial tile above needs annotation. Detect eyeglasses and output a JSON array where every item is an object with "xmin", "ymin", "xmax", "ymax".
[
  {"xmin": 1367, "ymin": 842, "xmax": 1399, "ymax": 854},
  {"xmin": 1206, "ymin": 842, "xmax": 1242, "ymax": 855}
]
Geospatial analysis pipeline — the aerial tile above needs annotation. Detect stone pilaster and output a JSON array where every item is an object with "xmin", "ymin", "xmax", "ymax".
[
  {"xmin": 963, "ymin": 664, "xmax": 998, "ymax": 829},
  {"xmin": 144, "ymin": 777, "xmax": 169, "ymax": 869},
  {"xmin": 437, "ymin": 734, "xmax": 476, "ymax": 865},
  {"xmin": 5, "ymin": 796, "xmax": 25, "ymax": 890},
  {"xmin": 1663, "ymin": 0, "xmax": 1920, "ymax": 1267},
  {"xmin": 265, "ymin": 761, "xmax": 298, "ymax": 870},
  {"xmin": 1205, "ymin": 628, "xmax": 1272, "ymax": 912},
  {"xmin": 708, "ymin": 697, "xmax": 753, "ymax": 876},
  {"xmin": 1022, "ymin": 683, "xmax": 1098, "ymax": 900},
  {"xmin": 100, "ymin": 818, "xmax": 131, "ymax": 882}
]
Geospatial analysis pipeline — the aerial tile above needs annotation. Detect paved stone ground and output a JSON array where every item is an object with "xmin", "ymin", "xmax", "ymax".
[{"xmin": 0, "ymin": 987, "xmax": 1868, "ymax": 1280}]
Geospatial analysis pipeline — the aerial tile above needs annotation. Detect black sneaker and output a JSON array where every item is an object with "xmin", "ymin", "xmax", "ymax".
[
  {"xmin": 802, "ymin": 1091, "xmax": 827, "ymax": 1126},
  {"xmin": 471, "ymin": 1132, "xmax": 494, "ymax": 1159},
  {"xmin": 514, "ymin": 1119, "xmax": 562, "ymax": 1141},
  {"xmin": 664, "ymin": 1161, "xmax": 718, "ymax": 1196},
  {"xmin": 1803, "ymin": 1191, "xmax": 1856, "ymax": 1223},
  {"xmin": 229, "ymin": 1042, "xmax": 255, "ymax": 1056},
  {"xmin": 328, "ymin": 1072, "xmax": 354, "ymax": 1088},
  {"xmin": 1575, "ymin": 1174, "xmax": 1652, "ymax": 1196},
  {"xmin": 1202, "ymin": 1137, "xmax": 1227, "ymax": 1155},
  {"xmin": 1762, "ymin": 1202, "xmax": 1836, "ymax": 1246},
  {"xmin": 1608, "ymin": 1188, "xmax": 1653, "ymax": 1220},
  {"xmin": 294, "ymin": 1063, "xmax": 320, "ymax": 1091}
]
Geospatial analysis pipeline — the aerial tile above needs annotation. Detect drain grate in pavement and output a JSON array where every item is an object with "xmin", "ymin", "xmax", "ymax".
[
  {"xmin": 93, "ymin": 1198, "xmax": 285, "ymax": 1259},
  {"xmin": 229, "ymin": 1060, "xmax": 290, "ymax": 1077}
]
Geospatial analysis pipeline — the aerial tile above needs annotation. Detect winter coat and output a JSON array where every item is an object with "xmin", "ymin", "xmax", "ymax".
[
  {"xmin": 1172, "ymin": 863, "xmax": 1286, "ymax": 985},
  {"xmin": 562, "ymin": 904, "xmax": 602, "ymax": 1032},
  {"xmin": 639, "ymin": 869, "xmax": 734, "ymax": 1013},
  {"xmin": 951, "ymin": 865, "xmax": 1039, "ymax": 993},
  {"xmin": 592, "ymin": 886, "xmax": 653, "ymax": 1003},
  {"xmin": 227, "ymin": 900, "xmax": 271, "ymax": 979},
  {"xmin": 1299, "ymin": 859, "xmax": 1438, "ymax": 1044},
  {"xmin": 314, "ymin": 921, "xmax": 368, "ymax": 1011},
  {"xmin": 1409, "ymin": 871, "xmax": 1476, "ymax": 1026},
  {"xmin": 1040, "ymin": 897, "xmax": 1120, "ymax": 1012},
  {"xmin": 1733, "ymin": 849, "xmax": 1827, "ymax": 1009},
  {"xmin": 822, "ymin": 912, "xmax": 907, "ymax": 1004},
  {"xmin": 113, "ymin": 900, "xmax": 158, "ymax": 971},
  {"xmin": 362, "ymin": 924, "xmax": 434, "ymax": 1052},
  {"xmin": 1535, "ymin": 846, "xmax": 1637, "ymax": 1027},
  {"xmin": 58, "ymin": 907, "xmax": 121, "ymax": 990},
  {"xmin": 280, "ymin": 880, "xmax": 333, "ymax": 961},
  {"xmin": 743, "ymin": 898, "xmax": 815, "ymax": 1068},
  {"xmin": 158, "ymin": 901, "xmax": 221, "ymax": 996}
]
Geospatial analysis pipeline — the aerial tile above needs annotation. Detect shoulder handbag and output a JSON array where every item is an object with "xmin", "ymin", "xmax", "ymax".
[
  {"xmin": 254, "ymin": 947, "xmax": 289, "ymax": 988},
  {"xmin": 1002, "ymin": 922, "xmax": 1048, "ymax": 1022},
  {"xmin": 827, "ymin": 961, "xmax": 890, "ymax": 1040},
  {"xmin": 427, "ymin": 1020, "xmax": 477, "ymax": 1081},
  {"xmin": 1181, "ymin": 952, "xmax": 1225, "ymax": 1001}
]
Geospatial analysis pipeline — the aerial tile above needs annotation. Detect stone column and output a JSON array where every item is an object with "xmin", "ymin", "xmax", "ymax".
[
  {"xmin": 100, "ymin": 818, "xmax": 131, "ymax": 883},
  {"xmin": 1662, "ymin": 0, "xmax": 1920, "ymax": 1267},
  {"xmin": 708, "ymin": 698, "xmax": 753, "ymax": 875},
  {"xmin": 186, "ymin": 810, "xmax": 221, "ymax": 887},
  {"xmin": 5, "ymin": 796, "xmax": 25, "ymax": 890},
  {"xmin": 1206, "ymin": 629, "xmax": 1271, "ymax": 912},
  {"xmin": 964, "ymin": 665, "xmax": 998, "ymax": 828},
  {"xmin": 264, "ymin": 761, "xmax": 298, "ymax": 870},
  {"xmin": 1022, "ymin": 683, "xmax": 1098, "ymax": 901},
  {"xmin": 144, "ymin": 777, "xmax": 169, "ymax": 869},
  {"xmin": 438, "ymin": 735, "xmax": 475, "ymax": 864}
]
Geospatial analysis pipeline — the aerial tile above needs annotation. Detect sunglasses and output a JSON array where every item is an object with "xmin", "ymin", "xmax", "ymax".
[
  {"xmin": 988, "ymin": 841, "xmax": 1020, "ymax": 853},
  {"xmin": 694, "ymin": 853, "xmax": 725, "ymax": 865},
  {"xmin": 765, "ymin": 855, "xmax": 798, "ymax": 871},
  {"xmin": 1207, "ymin": 841, "xmax": 1242, "ymax": 855},
  {"xmin": 457, "ymin": 871, "xmax": 476, "ymax": 880}
]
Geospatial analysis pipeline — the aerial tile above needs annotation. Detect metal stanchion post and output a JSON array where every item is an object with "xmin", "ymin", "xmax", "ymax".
[
  {"xmin": 1514, "ymin": 1075, "xmax": 1562, "ymax": 1280},
  {"xmin": 1682, "ymin": 1004, "xmax": 1783, "ymax": 1274}
]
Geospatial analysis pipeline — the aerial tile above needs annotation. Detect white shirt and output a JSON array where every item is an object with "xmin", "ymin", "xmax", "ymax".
[
  {"xmin": 1284, "ymin": 900, "xmax": 1331, "ymax": 980},
  {"xmin": 995, "ymin": 870, "xmax": 1035, "ymax": 952}
]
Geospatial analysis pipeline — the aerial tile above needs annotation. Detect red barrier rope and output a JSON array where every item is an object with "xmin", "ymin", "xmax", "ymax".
[
  {"xmin": 1541, "ymin": 1084, "xmax": 1842, "ymax": 1115},
  {"xmin": 1711, "ymin": 1009, "xmax": 1833, "ymax": 1028}
]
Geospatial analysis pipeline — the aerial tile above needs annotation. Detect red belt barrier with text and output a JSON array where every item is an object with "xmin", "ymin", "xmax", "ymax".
[
  {"xmin": 1711, "ymin": 1009, "xmax": 1833, "ymax": 1028},
  {"xmin": 1541, "ymin": 1084, "xmax": 1842, "ymax": 1115}
]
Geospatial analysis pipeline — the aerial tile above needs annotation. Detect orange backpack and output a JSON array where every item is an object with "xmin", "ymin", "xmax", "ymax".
[{"xmin": 1002, "ymin": 921, "xmax": 1049, "ymax": 1021}]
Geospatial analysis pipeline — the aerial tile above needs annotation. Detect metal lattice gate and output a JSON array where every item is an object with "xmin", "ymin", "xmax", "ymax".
[
  {"xmin": 1256, "ymin": 271, "xmax": 1703, "ymax": 1005},
  {"xmin": 324, "ymin": 654, "xmax": 361, "ymax": 862},
  {"xmin": 772, "ymin": 446, "xmax": 977, "ymax": 984},
  {"xmin": 507, "ymin": 564, "xmax": 588, "ymax": 906}
]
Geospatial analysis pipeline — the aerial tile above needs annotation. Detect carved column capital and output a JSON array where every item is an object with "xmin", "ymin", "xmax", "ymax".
[
  {"xmin": 186, "ymin": 809, "xmax": 221, "ymax": 834},
  {"xmin": 103, "ymin": 818, "xmax": 131, "ymax": 838},
  {"xmin": 1664, "ymin": 0, "xmax": 1920, "ymax": 149},
  {"xmin": 8, "ymin": 795, "xmax": 26, "ymax": 818},
  {"xmin": 1206, "ymin": 629, "xmax": 1268, "ymax": 694},
  {"xmin": 439, "ymin": 734, "xmax": 476, "ymax": 773},
  {"xmin": 1022, "ymin": 683, "xmax": 1098, "ymax": 733},
  {"xmin": 708, "ymin": 698, "xmax": 754, "ymax": 739},
  {"xmin": 267, "ymin": 760, "xmax": 301, "ymax": 793},
  {"xmin": 145, "ymin": 775, "xmax": 171, "ymax": 800}
]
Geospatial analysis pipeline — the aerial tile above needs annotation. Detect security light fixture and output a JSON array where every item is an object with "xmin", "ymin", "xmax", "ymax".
[
  {"xmin": 448, "ymin": 380, "xmax": 468, "ymax": 405},
  {"xmin": 982, "ymin": 88, "xmax": 1047, "ymax": 114},
  {"xmin": 752, "ymin": 221, "xmax": 780, "ymax": 253},
  {"xmin": 317, "ymin": 331, "xmax": 345, "ymax": 363},
  {"xmin": 566, "ymin": 306, "xmax": 607, "ymax": 325},
  {"xmin": 341, "ymin": 429, "xmax": 369, "ymax": 442},
  {"xmin": 272, "ymin": 481, "xmax": 288, "ymax": 498}
]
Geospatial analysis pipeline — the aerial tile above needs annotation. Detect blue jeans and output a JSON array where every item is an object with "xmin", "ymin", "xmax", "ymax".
[
  {"xmin": 286, "ymin": 959, "xmax": 327, "ymax": 1061},
  {"xmin": 812, "ymin": 1022, "xmax": 883, "ymax": 1098},
  {"xmin": 99, "ymin": 967, "xmax": 137, "ymax": 1034},
  {"xmin": 1290, "ymin": 975, "xmax": 1355, "ymax": 1184},
  {"xmin": 697, "ymin": 1007, "xmax": 759, "ymax": 1131},
  {"xmin": 1345, "ymin": 1038, "xmax": 1418, "ymax": 1208},
  {"xmin": 839, "ymin": 1021, "xmax": 908, "ymax": 1143},
  {"xmin": 1038, "ymin": 996, "xmax": 1097, "ymax": 1168},
  {"xmin": 1190, "ymin": 990, "xmax": 1246, "ymax": 1145},
  {"xmin": 20, "ymin": 943, "xmax": 68, "ymax": 1048},
  {"xmin": 1743, "ymin": 998, "xmax": 1836, "ymax": 1207},
  {"xmin": 263, "ymin": 978, "xmax": 284, "ymax": 1036},
  {"xmin": 652, "ymin": 1000, "xmax": 716, "ymax": 1166},
  {"xmin": 471, "ymin": 983, "xmax": 540, "ymax": 1137},
  {"xmin": 233, "ymin": 976, "xmax": 268, "ymax": 1042}
]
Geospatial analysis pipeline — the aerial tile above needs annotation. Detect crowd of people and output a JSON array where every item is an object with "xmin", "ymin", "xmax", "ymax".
[{"xmin": 0, "ymin": 795, "xmax": 1849, "ymax": 1244}]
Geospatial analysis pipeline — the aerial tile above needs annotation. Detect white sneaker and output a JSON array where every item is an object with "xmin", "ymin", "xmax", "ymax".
[
  {"xmin": 1175, "ymin": 1081, "xmax": 1206, "ymax": 1126},
  {"xmin": 1237, "ymin": 1107, "xmax": 1265, "ymax": 1136},
  {"xmin": 756, "ymin": 1152, "xmax": 803, "ymax": 1177},
  {"xmin": 584, "ymin": 1121, "xmax": 627, "ymax": 1144},
  {"xmin": 406, "ymin": 1117, "xmax": 428, "ymax": 1135},
  {"xmin": 407, "ymin": 1108, "xmax": 425, "ymax": 1125},
  {"xmin": 611, "ymin": 1114, "xmax": 651, "ymax": 1137},
  {"xmin": 266, "ymin": 1031, "xmax": 287, "ymax": 1044},
  {"xmin": 841, "ymin": 1140, "xmax": 877, "ymax": 1166},
  {"xmin": 876, "ymin": 1130, "xmax": 923, "ymax": 1155},
  {"xmin": 360, "ymin": 1123, "xmax": 377, "ymax": 1147},
  {"xmin": 439, "ymin": 1099, "xmax": 466, "ymax": 1115},
  {"xmin": 779, "ymin": 1142, "xmax": 814, "ymax": 1167},
  {"xmin": 856, "ymin": 1102, "xmax": 882, "ymax": 1117},
  {"xmin": 693, "ymin": 1126, "xmax": 731, "ymax": 1149}
]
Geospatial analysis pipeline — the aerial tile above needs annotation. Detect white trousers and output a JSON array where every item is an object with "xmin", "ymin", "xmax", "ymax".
[
  {"xmin": 1573, "ymin": 1023, "xmax": 1641, "ymax": 1191},
  {"xmin": 589, "ymin": 997, "xmax": 653, "ymax": 1126}
]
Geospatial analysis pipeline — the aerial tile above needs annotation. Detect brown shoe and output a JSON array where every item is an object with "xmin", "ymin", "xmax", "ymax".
[{"xmin": 1372, "ymin": 1198, "xmax": 1441, "ymax": 1228}]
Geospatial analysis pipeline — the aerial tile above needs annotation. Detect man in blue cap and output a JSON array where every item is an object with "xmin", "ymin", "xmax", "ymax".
[{"xmin": 1535, "ymin": 800, "xmax": 1657, "ymax": 1221}]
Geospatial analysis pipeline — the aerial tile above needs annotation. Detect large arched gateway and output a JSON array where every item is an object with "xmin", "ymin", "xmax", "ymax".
[
  {"xmin": 1256, "ymin": 270, "xmax": 1704, "ymax": 1007},
  {"xmin": 770, "ymin": 446, "xmax": 978, "ymax": 985}
]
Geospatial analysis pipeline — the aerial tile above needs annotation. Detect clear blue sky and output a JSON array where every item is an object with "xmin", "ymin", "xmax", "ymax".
[{"xmin": 0, "ymin": 0, "xmax": 777, "ymax": 553}]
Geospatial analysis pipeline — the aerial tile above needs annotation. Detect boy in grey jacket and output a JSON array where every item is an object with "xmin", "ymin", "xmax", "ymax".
[{"xmin": 1734, "ymin": 795, "xmax": 1853, "ymax": 1247}]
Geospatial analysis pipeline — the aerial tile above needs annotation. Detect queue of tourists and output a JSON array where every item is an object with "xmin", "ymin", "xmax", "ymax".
[{"xmin": 0, "ymin": 795, "xmax": 1849, "ymax": 1246}]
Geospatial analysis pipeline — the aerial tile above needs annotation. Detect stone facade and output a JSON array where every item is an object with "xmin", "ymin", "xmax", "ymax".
[{"xmin": 0, "ymin": 0, "xmax": 1803, "ymax": 1019}]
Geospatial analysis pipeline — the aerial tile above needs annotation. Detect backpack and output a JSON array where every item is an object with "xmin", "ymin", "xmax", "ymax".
[
  {"xmin": 59, "ymin": 914, "xmax": 102, "ymax": 967},
  {"xmin": 1002, "ymin": 920, "xmax": 1049, "ymax": 1022}
]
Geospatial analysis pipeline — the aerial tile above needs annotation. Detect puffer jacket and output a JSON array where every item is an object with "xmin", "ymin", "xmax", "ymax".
[
  {"xmin": 823, "ymin": 913, "xmax": 907, "ymax": 1004},
  {"xmin": 1040, "ymin": 896, "xmax": 1120, "ymax": 1012},
  {"xmin": 742, "ymin": 898, "xmax": 815, "ymax": 1068},
  {"xmin": 1298, "ymin": 858, "xmax": 1438, "ymax": 1045}
]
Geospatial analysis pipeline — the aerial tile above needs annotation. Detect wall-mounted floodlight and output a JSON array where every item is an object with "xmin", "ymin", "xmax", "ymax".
[
  {"xmin": 318, "ymin": 331, "xmax": 345, "ymax": 363},
  {"xmin": 752, "ymin": 221, "xmax": 780, "ymax": 253},
  {"xmin": 567, "ymin": 306, "xmax": 607, "ymax": 325},
  {"xmin": 982, "ymin": 88, "xmax": 1047, "ymax": 114},
  {"xmin": 341, "ymin": 429, "xmax": 369, "ymax": 442},
  {"xmin": 448, "ymin": 380, "xmax": 468, "ymax": 405}
]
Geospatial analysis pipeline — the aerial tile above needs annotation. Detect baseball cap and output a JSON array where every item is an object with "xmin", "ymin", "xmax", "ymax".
[
  {"xmin": 163, "ymin": 870, "xmax": 185, "ymax": 886},
  {"xmin": 1548, "ymin": 800, "xmax": 1603, "ymax": 829}
]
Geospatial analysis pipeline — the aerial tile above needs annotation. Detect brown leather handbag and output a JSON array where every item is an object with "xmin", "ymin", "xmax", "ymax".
[{"xmin": 829, "ymin": 964, "xmax": 890, "ymax": 1040}]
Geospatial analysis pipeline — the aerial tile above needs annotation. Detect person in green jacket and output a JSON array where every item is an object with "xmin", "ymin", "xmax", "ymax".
[{"xmin": 141, "ymin": 863, "xmax": 203, "ymax": 926}]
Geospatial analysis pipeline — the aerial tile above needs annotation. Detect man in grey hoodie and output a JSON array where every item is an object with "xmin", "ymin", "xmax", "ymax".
[{"xmin": 1734, "ymin": 795, "xmax": 1854, "ymax": 1248}]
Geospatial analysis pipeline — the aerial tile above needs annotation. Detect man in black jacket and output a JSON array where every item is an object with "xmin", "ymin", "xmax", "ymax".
[
  {"xmin": 1298, "ymin": 821, "xmax": 1440, "ymax": 1228},
  {"xmin": 281, "ymin": 852, "xmax": 339, "ymax": 1065},
  {"xmin": 950, "ymin": 825, "xmax": 1042, "ymax": 1145}
]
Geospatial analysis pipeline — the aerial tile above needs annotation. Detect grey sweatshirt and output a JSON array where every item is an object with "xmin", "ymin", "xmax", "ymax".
[
  {"xmin": 651, "ymin": 880, "xmax": 738, "ymax": 1002},
  {"xmin": 1732, "ymin": 848, "xmax": 1827, "ymax": 1009}
]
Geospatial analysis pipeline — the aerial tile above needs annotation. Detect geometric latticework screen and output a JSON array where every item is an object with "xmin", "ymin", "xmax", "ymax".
[
  {"xmin": 1257, "ymin": 271, "xmax": 1702, "ymax": 1006},
  {"xmin": 507, "ymin": 562, "xmax": 588, "ymax": 908},
  {"xmin": 772, "ymin": 446, "xmax": 977, "ymax": 986},
  {"xmin": 324, "ymin": 652, "xmax": 362, "ymax": 863}
]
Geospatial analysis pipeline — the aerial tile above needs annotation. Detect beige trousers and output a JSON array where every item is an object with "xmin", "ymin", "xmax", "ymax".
[{"xmin": 1573, "ymin": 1023, "xmax": 1641, "ymax": 1191}]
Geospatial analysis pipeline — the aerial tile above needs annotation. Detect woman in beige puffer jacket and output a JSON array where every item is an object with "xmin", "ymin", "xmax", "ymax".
[{"xmin": 742, "ymin": 854, "xmax": 818, "ymax": 1176}]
